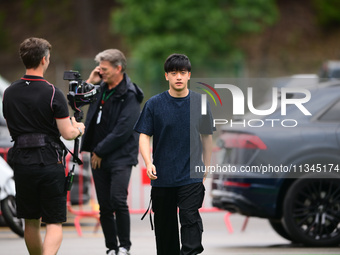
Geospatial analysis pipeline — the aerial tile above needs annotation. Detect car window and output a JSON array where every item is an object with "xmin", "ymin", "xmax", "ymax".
[
  {"xmin": 331, "ymin": 69, "xmax": 340, "ymax": 79},
  {"xmin": 318, "ymin": 99, "xmax": 340, "ymax": 122}
]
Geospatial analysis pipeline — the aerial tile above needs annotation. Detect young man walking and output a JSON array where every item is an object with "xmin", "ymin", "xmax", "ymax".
[{"xmin": 134, "ymin": 53, "xmax": 214, "ymax": 255}]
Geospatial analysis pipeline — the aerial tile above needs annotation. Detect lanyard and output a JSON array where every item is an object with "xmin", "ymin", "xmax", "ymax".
[
  {"xmin": 97, "ymin": 89, "xmax": 115, "ymax": 124},
  {"xmin": 101, "ymin": 89, "xmax": 115, "ymax": 105}
]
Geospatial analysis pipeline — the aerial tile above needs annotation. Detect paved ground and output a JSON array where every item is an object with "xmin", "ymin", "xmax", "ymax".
[
  {"xmin": 1, "ymin": 168, "xmax": 339, "ymax": 254},
  {"xmin": 1, "ymin": 211, "xmax": 340, "ymax": 255}
]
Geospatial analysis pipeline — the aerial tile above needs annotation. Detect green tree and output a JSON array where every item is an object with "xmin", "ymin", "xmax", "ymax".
[
  {"xmin": 111, "ymin": 0, "xmax": 278, "ymax": 96},
  {"xmin": 313, "ymin": 0, "xmax": 340, "ymax": 29},
  {"xmin": 112, "ymin": 0, "xmax": 277, "ymax": 62}
]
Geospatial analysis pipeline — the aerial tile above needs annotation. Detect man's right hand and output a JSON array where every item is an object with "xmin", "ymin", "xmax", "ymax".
[
  {"xmin": 86, "ymin": 66, "xmax": 102, "ymax": 84},
  {"xmin": 146, "ymin": 163, "xmax": 157, "ymax": 180}
]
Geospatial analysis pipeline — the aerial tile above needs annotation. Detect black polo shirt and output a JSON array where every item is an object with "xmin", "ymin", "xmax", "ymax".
[{"xmin": 3, "ymin": 75, "xmax": 69, "ymax": 165}]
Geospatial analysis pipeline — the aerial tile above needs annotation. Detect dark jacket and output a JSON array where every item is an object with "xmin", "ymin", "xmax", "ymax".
[{"xmin": 81, "ymin": 73, "xmax": 143, "ymax": 167}]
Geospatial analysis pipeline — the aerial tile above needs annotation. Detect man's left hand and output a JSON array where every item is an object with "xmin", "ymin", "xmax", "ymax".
[{"xmin": 91, "ymin": 152, "xmax": 102, "ymax": 169}]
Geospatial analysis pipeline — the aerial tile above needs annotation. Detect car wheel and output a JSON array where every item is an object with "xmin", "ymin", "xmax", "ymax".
[
  {"xmin": 268, "ymin": 219, "xmax": 293, "ymax": 241},
  {"xmin": 282, "ymin": 174, "xmax": 340, "ymax": 246}
]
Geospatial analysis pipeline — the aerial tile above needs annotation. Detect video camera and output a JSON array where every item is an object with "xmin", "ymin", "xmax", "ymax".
[
  {"xmin": 64, "ymin": 70, "xmax": 101, "ymax": 114},
  {"xmin": 63, "ymin": 70, "xmax": 101, "ymax": 166}
]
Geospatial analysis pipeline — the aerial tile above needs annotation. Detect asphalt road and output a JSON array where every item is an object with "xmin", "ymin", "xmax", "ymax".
[{"xmin": 1, "ymin": 211, "xmax": 339, "ymax": 255}]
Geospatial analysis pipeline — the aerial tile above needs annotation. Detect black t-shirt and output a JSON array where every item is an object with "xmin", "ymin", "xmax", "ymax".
[
  {"xmin": 3, "ymin": 75, "xmax": 69, "ymax": 165},
  {"xmin": 134, "ymin": 90, "xmax": 214, "ymax": 187}
]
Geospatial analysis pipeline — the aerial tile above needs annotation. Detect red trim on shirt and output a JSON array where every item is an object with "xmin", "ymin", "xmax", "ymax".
[{"xmin": 55, "ymin": 116, "xmax": 70, "ymax": 120}]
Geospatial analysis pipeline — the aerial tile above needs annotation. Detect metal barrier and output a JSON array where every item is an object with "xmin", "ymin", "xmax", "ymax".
[
  {"xmin": 0, "ymin": 147, "xmax": 9, "ymax": 160},
  {"xmin": 65, "ymin": 150, "xmax": 222, "ymax": 235},
  {"xmin": 0, "ymin": 147, "xmax": 245, "ymax": 236},
  {"xmin": 65, "ymin": 153, "xmax": 100, "ymax": 236}
]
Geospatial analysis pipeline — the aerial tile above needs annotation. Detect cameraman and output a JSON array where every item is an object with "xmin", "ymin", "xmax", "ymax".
[
  {"xmin": 2, "ymin": 37, "xmax": 85, "ymax": 255},
  {"xmin": 81, "ymin": 49, "xmax": 143, "ymax": 255}
]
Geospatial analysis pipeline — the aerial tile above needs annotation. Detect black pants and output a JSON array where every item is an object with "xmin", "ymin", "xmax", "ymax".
[
  {"xmin": 92, "ymin": 165, "xmax": 132, "ymax": 251},
  {"xmin": 151, "ymin": 182, "xmax": 205, "ymax": 255}
]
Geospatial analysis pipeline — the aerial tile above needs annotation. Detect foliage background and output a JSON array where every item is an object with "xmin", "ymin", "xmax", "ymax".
[{"xmin": 0, "ymin": 0, "xmax": 340, "ymax": 99}]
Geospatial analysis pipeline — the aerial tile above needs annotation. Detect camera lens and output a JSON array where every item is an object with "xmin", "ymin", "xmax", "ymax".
[{"xmin": 85, "ymin": 83, "xmax": 94, "ymax": 92}]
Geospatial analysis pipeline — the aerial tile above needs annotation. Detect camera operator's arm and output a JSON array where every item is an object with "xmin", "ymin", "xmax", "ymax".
[
  {"xmin": 56, "ymin": 116, "xmax": 85, "ymax": 140},
  {"xmin": 86, "ymin": 66, "xmax": 102, "ymax": 84}
]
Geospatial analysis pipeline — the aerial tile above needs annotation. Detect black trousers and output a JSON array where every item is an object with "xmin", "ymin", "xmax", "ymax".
[
  {"xmin": 92, "ymin": 165, "xmax": 132, "ymax": 251},
  {"xmin": 151, "ymin": 182, "xmax": 205, "ymax": 255}
]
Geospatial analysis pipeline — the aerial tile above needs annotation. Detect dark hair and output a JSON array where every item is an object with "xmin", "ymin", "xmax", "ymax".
[
  {"xmin": 19, "ymin": 37, "xmax": 51, "ymax": 69},
  {"xmin": 164, "ymin": 53, "xmax": 191, "ymax": 73}
]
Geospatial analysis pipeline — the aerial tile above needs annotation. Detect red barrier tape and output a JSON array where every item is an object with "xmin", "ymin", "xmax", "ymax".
[
  {"xmin": 1, "ymin": 147, "xmax": 244, "ymax": 236},
  {"xmin": 65, "ymin": 153, "xmax": 99, "ymax": 236}
]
